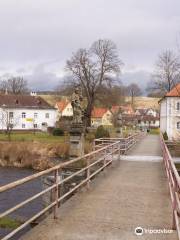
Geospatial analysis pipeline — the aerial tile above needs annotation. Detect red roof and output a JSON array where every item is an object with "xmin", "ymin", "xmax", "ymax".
[
  {"xmin": 111, "ymin": 105, "xmax": 134, "ymax": 114},
  {"xmin": 56, "ymin": 100, "xmax": 69, "ymax": 112},
  {"xmin": 91, "ymin": 108, "xmax": 108, "ymax": 118},
  {"xmin": 165, "ymin": 83, "xmax": 180, "ymax": 97}
]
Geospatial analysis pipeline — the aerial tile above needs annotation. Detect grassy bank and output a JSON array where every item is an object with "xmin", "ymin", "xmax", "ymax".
[
  {"xmin": 0, "ymin": 132, "xmax": 67, "ymax": 143},
  {"xmin": 0, "ymin": 217, "xmax": 22, "ymax": 229}
]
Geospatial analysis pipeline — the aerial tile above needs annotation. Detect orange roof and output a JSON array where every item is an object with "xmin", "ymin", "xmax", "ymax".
[
  {"xmin": 111, "ymin": 105, "xmax": 134, "ymax": 114},
  {"xmin": 111, "ymin": 105, "xmax": 120, "ymax": 113},
  {"xmin": 165, "ymin": 83, "xmax": 180, "ymax": 97},
  {"xmin": 91, "ymin": 108, "xmax": 109, "ymax": 118},
  {"xmin": 56, "ymin": 100, "xmax": 70, "ymax": 112}
]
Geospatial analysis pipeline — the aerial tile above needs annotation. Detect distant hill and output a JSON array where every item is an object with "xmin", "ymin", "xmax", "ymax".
[
  {"xmin": 39, "ymin": 94, "xmax": 160, "ymax": 109},
  {"xmin": 125, "ymin": 96, "xmax": 160, "ymax": 109}
]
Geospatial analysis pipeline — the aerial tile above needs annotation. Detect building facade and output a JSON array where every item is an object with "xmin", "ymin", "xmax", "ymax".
[
  {"xmin": 0, "ymin": 95, "xmax": 57, "ymax": 131},
  {"xmin": 91, "ymin": 108, "xmax": 112, "ymax": 127},
  {"xmin": 55, "ymin": 100, "xmax": 73, "ymax": 119},
  {"xmin": 160, "ymin": 83, "xmax": 180, "ymax": 140}
]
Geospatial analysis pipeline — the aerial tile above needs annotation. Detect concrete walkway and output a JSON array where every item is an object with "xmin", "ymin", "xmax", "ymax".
[
  {"xmin": 21, "ymin": 135, "xmax": 177, "ymax": 240},
  {"xmin": 128, "ymin": 134, "xmax": 162, "ymax": 156}
]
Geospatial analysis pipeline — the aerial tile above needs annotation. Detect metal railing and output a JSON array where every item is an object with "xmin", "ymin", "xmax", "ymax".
[
  {"xmin": 160, "ymin": 133, "xmax": 180, "ymax": 239},
  {"xmin": 0, "ymin": 133, "xmax": 143, "ymax": 240},
  {"xmin": 93, "ymin": 132, "xmax": 144, "ymax": 153}
]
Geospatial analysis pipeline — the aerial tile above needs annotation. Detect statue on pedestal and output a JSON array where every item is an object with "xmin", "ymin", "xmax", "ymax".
[
  {"xmin": 69, "ymin": 86, "xmax": 85, "ymax": 157},
  {"xmin": 71, "ymin": 86, "xmax": 84, "ymax": 124}
]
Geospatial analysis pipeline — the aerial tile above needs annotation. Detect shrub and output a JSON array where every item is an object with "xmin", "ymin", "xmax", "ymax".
[
  {"xmin": 52, "ymin": 128, "xmax": 64, "ymax": 136},
  {"xmin": 85, "ymin": 133, "xmax": 95, "ymax": 143},
  {"xmin": 95, "ymin": 125, "xmax": 110, "ymax": 139},
  {"xmin": 163, "ymin": 131, "xmax": 168, "ymax": 140}
]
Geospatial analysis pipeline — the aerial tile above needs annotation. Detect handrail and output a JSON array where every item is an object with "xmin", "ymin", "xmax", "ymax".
[
  {"xmin": 0, "ymin": 133, "xmax": 142, "ymax": 240},
  {"xmin": 160, "ymin": 133, "xmax": 180, "ymax": 239}
]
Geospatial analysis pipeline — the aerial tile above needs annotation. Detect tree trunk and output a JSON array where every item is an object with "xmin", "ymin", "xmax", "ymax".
[{"xmin": 85, "ymin": 101, "xmax": 94, "ymax": 128}]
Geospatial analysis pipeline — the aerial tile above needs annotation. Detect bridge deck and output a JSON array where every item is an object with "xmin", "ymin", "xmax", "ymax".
[{"xmin": 22, "ymin": 144, "xmax": 177, "ymax": 239}]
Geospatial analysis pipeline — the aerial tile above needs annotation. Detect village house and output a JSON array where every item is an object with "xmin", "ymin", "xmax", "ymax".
[
  {"xmin": 135, "ymin": 107, "xmax": 158, "ymax": 117},
  {"xmin": 91, "ymin": 108, "xmax": 112, "ymax": 127},
  {"xmin": 0, "ymin": 94, "xmax": 57, "ymax": 131},
  {"xmin": 136, "ymin": 115, "xmax": 160, "ymax": 129},
  {"xmin": 111, "ymin": 105, "xmax": 134, "ymax": 115},
  {"xmin": 159, "ymin": 83, "xmax": 180, "ymax": 140},
  {"xmin": 55, "ymin": 99, "xmax": 73, "ymax": 119}
]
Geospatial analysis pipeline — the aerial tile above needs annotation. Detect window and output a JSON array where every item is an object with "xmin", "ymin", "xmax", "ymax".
[
  {"xmin": 45, "ymin": 113, "xmax": 49, "ymax": 118},
  {"xmin": 9, "ymin": 112, "xmax": 14, "ymax": 118},
  {"xmin": 177, "ymin": 102, "xmax": 180, "ymax": 110},
  {"xmin": 34, "ymin": 113, "xmax": 38, "ymax": 118},
  {"xmin": 22, "ymin": 124, "xmax": 26, "ymax": 129},
  {"xmin": 34, "ymin": 124, "xmax": 38, "ymax": 129},
  {"xmin": 22, "ymin": 112, "xmax": 26, "ymax": 118},
  {"xmin": 177, "ymin": 122, "xmax": 180, "ymax": 129}
]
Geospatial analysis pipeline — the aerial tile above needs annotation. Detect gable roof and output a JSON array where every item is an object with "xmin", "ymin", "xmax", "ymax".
[
  {"xmin": 111, "ymin": 105, "xmax": 134, "ymax": 114},
  {"xmin": 0, "ymin": 94, "xmax": 55, "ymax": 109},
  {"xmin": 165, "ymin": 83, "xmax": 180, "ymax": 97},
  {"xmin": 91, "ymin": 108, "xmax": 109, "ymax": 118},
  {"xmin": 56, "ymin": 100, "xmax": 70, "ymax": 112}
]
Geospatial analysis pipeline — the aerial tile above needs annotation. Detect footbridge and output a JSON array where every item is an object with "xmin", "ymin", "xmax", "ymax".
[{"xmin": 0, "ymin": 133, "xmax": 179, "ymax": 240}]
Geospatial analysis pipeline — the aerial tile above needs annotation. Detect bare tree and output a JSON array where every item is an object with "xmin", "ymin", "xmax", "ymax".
[
  {"xmin": 126, "ymin": 83, "xmax": 142, "ymax": 106},
  {"xmin": 0, "ymin": 108, "xmax": 19, "ymax": 141},
  {"xmin": 66, "ymin": 39, "xmax": 123, "ymax": 126},
  {"xmin": 149, "ymin": 50, "xmax": 180, "ymax": 95},
  {"xmin": 0, "ymin": 76, "xmax": 28, "ymax": 94}
]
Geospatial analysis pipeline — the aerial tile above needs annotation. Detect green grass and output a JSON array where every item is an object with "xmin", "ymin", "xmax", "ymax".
[
  {"xmin": 0, "ymin": 217, "xmax": 22, "ymax": 229},
  {"xmin": 0, "ymin": 132, "xmax": 67, "ymax": 143},
  {"xmin": 149, "ymin": 128, "xmax": 160, "ymax": 135}
]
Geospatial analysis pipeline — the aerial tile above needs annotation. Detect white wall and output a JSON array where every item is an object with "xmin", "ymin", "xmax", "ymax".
[
  {"xmin": 0, "ymin": 108, "xmax": 57, "ymax": 131},
  {"xmin": 160, "ymin": 97, "xmax": 180, "ymax": 140}
]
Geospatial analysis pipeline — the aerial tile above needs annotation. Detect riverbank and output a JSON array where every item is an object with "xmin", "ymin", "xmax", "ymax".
[{"xmin": 0, "ymin": 141, "xmax": 69, "ymax": 170}]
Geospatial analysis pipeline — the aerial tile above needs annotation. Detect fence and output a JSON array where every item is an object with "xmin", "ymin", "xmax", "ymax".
[
  {"xmin": 93, "ymin": 132, "xmax": 144, "ymax": 153},
  {"xmin": 160, "ymin": 133, "xmax": 180, "ymax": 239},
  {"xmin": 0, "ymin": 132, "xmax": 143, "ymax": 240}
]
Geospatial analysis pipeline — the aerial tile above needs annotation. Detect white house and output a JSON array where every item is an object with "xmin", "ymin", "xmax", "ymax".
[
  {"xmin": 0, "ymin": 94, "xmax": 57, "ymax": 131},
  {"xmin": 135, "ymin": 108, "xmax": 158, "ymax": 117},
  {"xmin": 91, "ymin": 108, "xmax": 112, "ymax": 127},
  {"xmin": 137, "ymin": 115, "xmax": 160, "ymax": 129},
  {"xmin": 160, "ymin": 83, "xmax": 180, "ymax": 140},
  {"xmin": 55, "ymin": 100, "xmax": 73, "ymax": 119}
]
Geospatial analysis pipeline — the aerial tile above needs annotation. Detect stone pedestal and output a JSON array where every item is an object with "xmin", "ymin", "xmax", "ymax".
[
  {"xmin": 69, "ymin": 123, "xmax": 85, "ymax": 158},
  {"xmin": 116, "ymin": 127, "xmax": 123, "ymax": 138}
]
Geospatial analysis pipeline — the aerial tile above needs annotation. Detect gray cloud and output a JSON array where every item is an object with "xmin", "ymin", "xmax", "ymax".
[{"xmin": 0, "ymin": 0, "xmax": 179, "ymax": 90}]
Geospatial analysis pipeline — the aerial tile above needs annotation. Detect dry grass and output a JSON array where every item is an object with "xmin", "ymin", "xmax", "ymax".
[
  {"xmin": 125, "ymin": 96, "xmax": 160, "ymax": 109},
  {"xmin": 40, "ymin": 94, "xmax": 160, "ymax": 109}
]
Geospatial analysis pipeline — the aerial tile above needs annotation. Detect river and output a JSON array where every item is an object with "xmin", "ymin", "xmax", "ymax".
[{"xmin": 0, "ymin": 167, "xmax": 43, "ymax": 239}]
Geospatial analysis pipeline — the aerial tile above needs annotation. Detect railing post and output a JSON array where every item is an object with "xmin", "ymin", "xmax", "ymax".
[
  {"xmin": 87, "ymin": 157, "xmax": 90, "ymax": 189},
  {"xmin": 118, "ymin": 141, "xmax": 121, "ymax": 161},
  {"xmin": 53, "ymin": 169, "xmax": 59, "ymax": 219},
  {"xmin": 172, "ymin": 177, "xmax": 177, "ymax": 230}
]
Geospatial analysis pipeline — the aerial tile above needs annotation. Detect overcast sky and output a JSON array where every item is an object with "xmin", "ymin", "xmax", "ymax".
[{"xmin": 0, "ymin": 0, "xmax": 179, "ymax": 91}]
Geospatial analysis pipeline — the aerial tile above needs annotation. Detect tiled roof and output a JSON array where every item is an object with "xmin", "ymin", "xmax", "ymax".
[
  {"xmin": 165, "ymin": 83, "xmax": 180, "ymax": 97},
  {"xmin": 91, "ymin": 108, "xmax": 109, "ymax": 118},
  {"xmin": 0, "ymin": 94, "xmax": 54, "ymax": 109},
  {"xmin": 56, "ymin": 100, "xmax": 70, "ymax": 112},
  {"xmin": 111, "ymin": 105, "xmax": 134, "ymax": 114}
]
